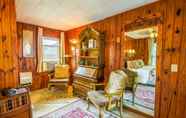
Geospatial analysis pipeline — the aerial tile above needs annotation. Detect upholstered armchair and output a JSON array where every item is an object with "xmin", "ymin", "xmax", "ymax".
[
  {"xmin": 122, "ymin": 68, "xmax": 138, "ymax": 104},
  {"xmin": 87, "ymin": 70, "xmax": 127, "ymax": 118},
  {"xmin": 48, "ymin": 64, "xmax": 70, "ymax": 90}
]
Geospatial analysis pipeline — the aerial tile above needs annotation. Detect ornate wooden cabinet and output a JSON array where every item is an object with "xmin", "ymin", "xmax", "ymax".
[{"xmin": 73, "ymin": 28, "xmax": 105, "ymax": 97}]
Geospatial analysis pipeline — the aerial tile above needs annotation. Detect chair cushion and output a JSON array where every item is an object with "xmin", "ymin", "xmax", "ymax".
[
  {"xmin": 55, "ymin": 64, "xmax": 69, "ymax": 78},
  {"xmin": 87, "ymin": 90, "xmax": 119, "ymax": 107},
  {"xmin": 49, "ymin": 79, "xmax": 68, "ymax": 83}
]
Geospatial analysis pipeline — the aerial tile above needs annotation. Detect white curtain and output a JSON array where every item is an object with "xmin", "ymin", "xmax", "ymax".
[
  {"xmin": 148, "ymin": 38, "xmax": 156, "ymax": 66},
  {"xmin": 60, "ymin": 32, "xmax": 65, "ymax": 64},
  {"xmin": 148, "ymin": 38, "xmax": 153, "ymax": 65},
  {"xmin": 37, "ymin": 27, "xmax": 43, "ymax": 72}
]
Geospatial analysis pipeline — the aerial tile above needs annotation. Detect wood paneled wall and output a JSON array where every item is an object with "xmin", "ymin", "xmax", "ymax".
[
  {"xmin": 65, "ymin": 0, "xmax": 186, "ymax": 118},
  {"xmin": 16, "ymin": 22, "xmax": 62, "ymax": 90},
  {"xmin": 156, "ymin": 0, "xmax": 186, "ymax": 118},
  {"xmin": 0, "ymin": 0, "xmax": 18, "ymax": 89},
  {"xmin": 17, "ymin": 22, "xmax": 61, "ymax": 73},
  {"xmin": 17, "ymin": 22, "xmax": 37, "ymax": 73},
  {"xmin": 123, "ymin": 37, "xmax": 149, "ymax": 64},
  {"xmin": 1, "ymin": 0, "xmax": 186, "ymax": 117}
]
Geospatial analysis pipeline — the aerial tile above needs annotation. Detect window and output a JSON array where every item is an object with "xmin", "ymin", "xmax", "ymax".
[{"xmin": 42, "ymin": 37, "xmax": 59, "ymax": 71}]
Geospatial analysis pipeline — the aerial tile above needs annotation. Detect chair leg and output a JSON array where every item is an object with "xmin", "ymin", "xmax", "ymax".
[
  {"xmin": 99, "ymin": 108, "xmax": 104, "ymax": 118},
  {"xmin": 87, "ymin": 98, "xmax": 90, "ymax": 110},
  {"xmin": 132, "ymin": 91, "xmax": 135, "ymax": 105},
  {"xmin": 120, "ymin": 98, "xmax": 124, "ymax": 118},
  {"xmin": 48, "ymin": 84, "xmax": 51, "ymax": 90}
]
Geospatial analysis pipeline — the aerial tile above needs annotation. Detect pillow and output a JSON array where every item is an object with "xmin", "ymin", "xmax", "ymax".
[
  {"xmin": 127, "ymin": 61, "xmax": 135, "ymax": 69},
  {"xmin": 127, "ymin": 60, "xmax": 144, "ymax": 69},
  {"xmin": 137, "ymin": 59, "xmax": 144, "ymax": 68}
]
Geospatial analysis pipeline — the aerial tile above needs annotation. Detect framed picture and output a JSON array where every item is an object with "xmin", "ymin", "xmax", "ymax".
[{"xmin": 23, "ymin": 30, "xmax": 34, "ymax": 57}]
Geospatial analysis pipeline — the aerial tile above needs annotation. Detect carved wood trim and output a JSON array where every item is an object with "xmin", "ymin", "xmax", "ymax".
[{"xmin": 124, "ymin": 16, "xmax": 163, "ymax": 32}]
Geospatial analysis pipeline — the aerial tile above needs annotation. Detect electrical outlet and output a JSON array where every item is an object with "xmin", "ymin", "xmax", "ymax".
[{"xmin": 171, "ymin": 64, "xmax": 178, "ymax": 72}]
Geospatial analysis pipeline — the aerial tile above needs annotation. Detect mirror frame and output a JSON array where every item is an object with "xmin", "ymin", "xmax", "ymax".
[{"xmin": 122, "ymin": 16, "xmax": 163, "ymax": 117}]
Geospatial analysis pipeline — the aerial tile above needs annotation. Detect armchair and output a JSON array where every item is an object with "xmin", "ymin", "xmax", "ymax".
[
  {"xmin": 122, "ymin": 68, "xmax": 138, "ymax": 104},
  {"xmin": 87, "ymin": 70, "xmax": 127, "ymax": 118}
]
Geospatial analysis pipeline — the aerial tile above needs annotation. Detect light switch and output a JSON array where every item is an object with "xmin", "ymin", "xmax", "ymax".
[{"xmin": 171, "ymin": 64, "xmax": 178, "ymax": 72}]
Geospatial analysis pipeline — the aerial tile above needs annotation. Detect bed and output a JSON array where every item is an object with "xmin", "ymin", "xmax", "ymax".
[
  {"xmin": 127, "ymin": 59, "xmax": 156, "ymax": 85},
  {"xmin": 124, "ymin": 59, "xmax": 156, "ymax": 110}
]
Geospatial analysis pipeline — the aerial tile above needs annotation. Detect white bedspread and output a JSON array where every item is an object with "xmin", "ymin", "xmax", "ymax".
[{"xmin": 130, "ymin": 66, "xmax": 155, "ymax": 84}]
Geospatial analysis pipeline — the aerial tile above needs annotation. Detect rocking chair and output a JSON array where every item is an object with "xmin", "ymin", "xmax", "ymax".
[{"xmin": 87, "ymin": 70, "xmax": 127, "ymax": 118}]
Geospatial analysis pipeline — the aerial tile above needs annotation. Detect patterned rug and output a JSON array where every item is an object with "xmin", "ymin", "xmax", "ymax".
[
  {"xmin": 62, "ymin": 107, "xmax": 94, "ymax": 118},
  {"xmin": 31, "ymin": 88, "xmax": 145, "ymax": 118},
  {"xmin": 124, "ymin": 84, "xmax": 155, "ymax": 110},
  {"xmin": 40, "ymin": 99, "xmax": 145, "ymax": 118},
  {"xmin": 42, "ymin": 107, "xmax": 94, "ymax": 118}
]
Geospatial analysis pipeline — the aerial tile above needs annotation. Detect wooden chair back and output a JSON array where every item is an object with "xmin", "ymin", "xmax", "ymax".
[
  {"xmin": 105, "ymin": 70, "xmax": 127, "ymax": 96},
  {"xmin": 54, "ymin": 64, "xmax": 70, "ymax": 79}
]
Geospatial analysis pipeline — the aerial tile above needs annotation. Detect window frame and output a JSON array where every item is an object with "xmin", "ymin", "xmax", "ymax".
[{"xmin": 42, "ymin": 36, "xmax": 60, "ymax": 71}]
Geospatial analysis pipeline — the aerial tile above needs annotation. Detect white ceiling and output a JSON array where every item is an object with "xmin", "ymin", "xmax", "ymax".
[{"xmin": 15, "ymin": 0, "xmax": 158, "ymax": 31}]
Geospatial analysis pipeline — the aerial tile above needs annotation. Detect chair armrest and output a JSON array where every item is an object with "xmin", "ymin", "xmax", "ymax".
[{"xmin": 137, "ymin": 82, "xmax": 155, "ymax": 87}]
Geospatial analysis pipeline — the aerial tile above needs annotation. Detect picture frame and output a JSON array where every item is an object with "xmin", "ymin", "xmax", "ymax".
[{"xmin": 23, "ymin": 30, "xmax": 34, "ymax": 57}]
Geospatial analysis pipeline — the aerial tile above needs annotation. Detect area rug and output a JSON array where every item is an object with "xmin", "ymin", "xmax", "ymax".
[
  {"xmin": 40, "ymin": 100, "xmax": 117, "ymax": 118},
  {"xmin": 42, "ymin": 107, "xmax": 94, "ymax": 118},
  {"xmin": 62, "ymin": 107, "xmax": 94, "ymax": 118},
  {"xmin": 124, "ymin": 84, "xmax": 155, "ymax": 110},
  {"xmin": 40, "ymin": 99, "xmax": 145, "ymax": 118}
]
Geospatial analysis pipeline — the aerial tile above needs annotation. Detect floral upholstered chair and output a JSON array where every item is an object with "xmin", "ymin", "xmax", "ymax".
[{"xmin": 87, "ymin": 70, "xmax": 127, "ymax": 118}]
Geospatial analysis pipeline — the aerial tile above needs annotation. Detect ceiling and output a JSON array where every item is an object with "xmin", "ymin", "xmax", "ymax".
[{"xmin": 15, "ymin": 0, "xmax": 158, "ymax": 31}]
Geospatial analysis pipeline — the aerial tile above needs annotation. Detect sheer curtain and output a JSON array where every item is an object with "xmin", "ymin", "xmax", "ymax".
[
  {"xmin": 60, "ymin": 32, "xmax": 65, "ymax": 65},
  {"xmin": 148, "ymin": 38, "xmax": 153, "ymax": 65},
  {"xmin": 148, "ymin": 38, "xmax": 156, "ymax": 66},
  {"xmin": 37, "ymin": 27, "xmax": 43, "ymax": 72}
]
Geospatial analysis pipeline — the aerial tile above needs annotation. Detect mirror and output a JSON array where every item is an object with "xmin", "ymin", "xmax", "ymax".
[
  {"xmin": 123, "ymin": 26, "xmax": 158, "ymax": 116},
  {"xmin": 124, "ymin": 26, "xmax": 158, "ymax": 66}
]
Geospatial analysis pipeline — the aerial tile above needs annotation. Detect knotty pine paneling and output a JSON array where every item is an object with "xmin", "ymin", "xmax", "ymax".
[
  {"xmin": 123, "ymin": 37, "xmax": 149, "ymax": 64},
  {"xmin": 0, "ymin": 0, "xmax": 18, "ymax": 89},
  {"xmin": 158, "ymin": 0, "xmax": 186, "ymax": 118},
  {"xmin": 1, "ymin": 0, "xmax": 186, "ymax": 118},
  {"xmin": 17, "ymin": 22, "xmax": 61, "ymax": 73},
  {"xmin": 16, "ymin": 22, "xmax": 61, "ymax": 90},
  {"xmin": 17, "ymin": 22, "xmax": 37, "ymax": 73},
  {"xmin": 43, "ymin": 27, "xmax": 61, "ymax": 38}
]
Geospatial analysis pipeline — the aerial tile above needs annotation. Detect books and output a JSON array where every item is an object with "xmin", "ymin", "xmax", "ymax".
[{"xmin": 88, "ymin": 39, "xmax": 96, "ymax": 48}]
